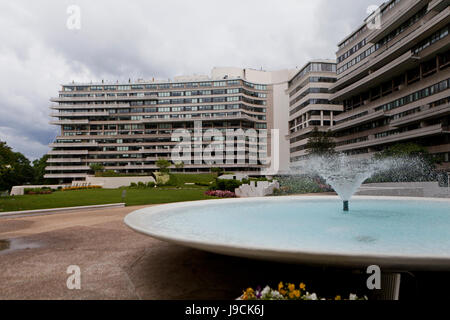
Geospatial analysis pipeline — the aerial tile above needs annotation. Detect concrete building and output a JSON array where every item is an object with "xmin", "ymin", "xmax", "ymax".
[
  {"xmin": 330, "ymin": 0, "xmax": 450, "ymax": 169},
  {"xmin": 45, "ymin": 67, "xmax": 296, "ymax": 182},
  {"xmin": 287, "ymin": 60, "xmax": 343, "ymax": 162}
]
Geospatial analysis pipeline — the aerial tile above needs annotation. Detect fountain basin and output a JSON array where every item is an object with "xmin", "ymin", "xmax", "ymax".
[{"xmin": 124, "ymin": 196, "xmax": 450, "ymax": 271}]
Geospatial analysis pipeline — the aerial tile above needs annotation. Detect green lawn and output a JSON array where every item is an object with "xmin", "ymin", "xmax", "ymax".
[
  {"xmin": 0, "ymin": 187, "xmax": 214, "ymax": 213},
  {"xmin": 0, "ymin": 173, "xmax": 219, "ymax": 213}
]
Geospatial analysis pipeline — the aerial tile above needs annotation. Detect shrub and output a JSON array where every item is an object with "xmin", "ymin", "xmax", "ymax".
[
  {"xmin": 274, "ymin": 176, "xmax": 332, "ymax": 195},
  {"xmin": 147, "ymin": 182, "xmax": 156, "ymax": 188},
  {"xmin": 205, "ymin": 190, "xmax": 236, "ymax": 198},
  {"xmin": 24, "ymin": 188, "xmax": 53, "ymax": 195},
  {"xmin": 210, "ymin": 179, "xmax": 242, "ymax": 192},
  {"xmin": 154, "ymin": 172, "xmax": 169, "ymax": 185},
  {"xmin": 129, "ymin": 182, "xmax": 137, "ymax": 188},
  {"xmin": 62, "ymin": 186, "xmax": 102, "ymax": 191},
  {"xmin": 137, "ymin": 182, "xmax": 146, "ymax": 189}
]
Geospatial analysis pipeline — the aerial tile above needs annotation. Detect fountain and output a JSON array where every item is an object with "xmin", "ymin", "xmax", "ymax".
[
  {"xmin": 290, "ymin": 153, "xmax": 398, "ymax": 212},
  {"xmin": 124, "ymin": 154, "xmax": 450, "ymax": 270}
]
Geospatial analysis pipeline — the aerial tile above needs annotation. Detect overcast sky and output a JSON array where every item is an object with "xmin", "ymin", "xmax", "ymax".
[{"xmin": 0, "ymin": 0, "xmax": 383, "ymax": 160}]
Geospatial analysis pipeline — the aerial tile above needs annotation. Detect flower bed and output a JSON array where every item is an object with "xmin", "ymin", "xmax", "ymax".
[
  {"xmin": 24, "ymin": 188, "xmax": 53, "ymax": 195},
  {"xmin": 239, "ymin": 282, "xmax": 367, "ymax": 301},
  {"xmin": 62, "ymin": 186, "xmax": 102, "ymax": 191},
  {"xmin": 204, "ymin": 190, "xmax": 236, "ymax": 198}
]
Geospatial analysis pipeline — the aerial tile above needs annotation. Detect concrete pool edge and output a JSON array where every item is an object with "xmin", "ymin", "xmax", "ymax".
[{"xmin": 124, "ymin": 196, "xmax": 450, "ymax": 271}]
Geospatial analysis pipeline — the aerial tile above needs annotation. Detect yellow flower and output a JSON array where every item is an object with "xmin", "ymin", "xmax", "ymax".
[
  {"xmin": 278, "ymin": 282, "xmax": 284, "ymax": 291},
  {"xmin": 299, "ymin": 283, "xmax": 306, "ymax": 290},
  {"xmin": 294, "ymin": 290, "xmax": 301, "ymax": 298},
  {"xmin": 288, "ymin": 292, "xmax": 295, "ymax": 299},
  {"xmin": 288, "ymin": 283, "xmax": 295, "ymax": 292},
  {"xmin": 280, "ymin": 289, "xmax": 287, "ymax": 296},
  {"xmin": 335, "ymin": 295, "xmax": 341, "ymax": 301}
]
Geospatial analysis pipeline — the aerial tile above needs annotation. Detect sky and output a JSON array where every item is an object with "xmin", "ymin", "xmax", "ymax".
[{"xmin": 0, "ymin": 0, "xmax": 384, "ymax": 161}]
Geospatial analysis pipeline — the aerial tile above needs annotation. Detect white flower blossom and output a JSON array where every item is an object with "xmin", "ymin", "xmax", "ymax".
[{"xmin": 349, "ymin": 294, "xmax": 357, "ymax": 300}]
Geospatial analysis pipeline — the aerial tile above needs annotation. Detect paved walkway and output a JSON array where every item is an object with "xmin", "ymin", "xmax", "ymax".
[{"xmin": 0, "ymin": 205, "xmax": 322, "ymax": 300}]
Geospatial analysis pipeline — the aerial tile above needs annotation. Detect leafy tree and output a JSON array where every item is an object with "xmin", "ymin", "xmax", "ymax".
[
  {"xmin": 174, "ymin": 161, "xmax": 184, "ymax": 170},
  {"xmin": 375, "ymin": 143, "xmax": 435, "ymax": 165},
  {"xmin": 305, "ymin": 127, "xmax": 336, "ymax": 156},
  {"xmin": 32, "ymin": 154, "xmax": 50, "ymax": 185},
  {"xmin": 371, "ymin": 143, "xmax": 439, "ymax": 183},
  {"xmin": 211, "ymin": 167, "xmax": 224, "ymax": 176},
  {"xmin": 90, "ymin": 163, "xmax": 105, "ymax": 174},
  {"xmin": 0, "ymin": 141, "xmax": 34, "ymax": 191},
  {"xmin": 156, "ymin": 158, "xmax": 171, "ymax": 173}
]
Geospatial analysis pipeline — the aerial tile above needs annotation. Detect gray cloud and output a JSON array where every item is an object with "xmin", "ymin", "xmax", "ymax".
[{"xmin": 0, "ymin": 0, "xmax": 383, "ymax": 160}]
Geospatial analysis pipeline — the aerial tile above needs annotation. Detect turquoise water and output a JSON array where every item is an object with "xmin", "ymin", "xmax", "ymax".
[{"xmin": 141, "ymin": 198, "xmax": 450, "ymax": 258}]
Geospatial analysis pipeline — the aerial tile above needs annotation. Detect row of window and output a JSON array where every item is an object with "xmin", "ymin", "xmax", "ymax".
[
  {"xmin": 63, "ymin": 80, "xmax": 267, "ymax": 92},
  {"xmin": 289, "ymin": 63, "xmax": 337, "ymax": 86},
  {"xmin": 289, "ymin": 99, "xmax": 339, "ymax": 116},
  {"xmin": 289, "ymin": 88, "xmax": 331, "ymax": 106},
  {"xmin": 289, "ymin": 77, "xmax": 336, "ymax": 98},
  {"xmin": 374, "ymin": 78, "xmax": 450, "ymax": 112},
  {"xmin": 412, "ymin": 25, "xmax": 449, "ymax": 55}
]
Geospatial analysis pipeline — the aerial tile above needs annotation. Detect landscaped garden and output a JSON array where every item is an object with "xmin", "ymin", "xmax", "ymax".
[{"xmin": 0, "ymin": 173, "xmax": 217, "ymax": 213}]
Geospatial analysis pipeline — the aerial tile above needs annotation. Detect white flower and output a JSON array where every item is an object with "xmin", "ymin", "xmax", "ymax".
[
  {"xmin": 349, "ymin": 294, "xmax": 357, "ymax": 300},
  {"xmin": 305, "ymin": 292, "xmax": 318, "ymax": 300},
  {"xmin": 271, "ymin": 290, "xmax": 284, "ymax": 300},
  {"xmin": 261, "ymin": 286, "xmax": 271, "ymax": 297}
]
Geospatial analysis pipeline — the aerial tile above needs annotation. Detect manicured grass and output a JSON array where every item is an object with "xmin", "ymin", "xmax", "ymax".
[
  {"xmin": 0, "ymin": 187, "xmax": 213, "ymax": 212},
  {"xmin": 170, "ymin": 173, "xmax": 216, "ymax": 186}
]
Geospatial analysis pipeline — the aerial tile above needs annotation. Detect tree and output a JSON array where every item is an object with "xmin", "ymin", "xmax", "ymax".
[
  {"xmin": 305, "ymin": 127, "xmax": 336, "ymax": 156},
  {"xmin": 156, "ymin": 159, "xmax": 171, "ymax": 174},
  {"xmin": 89, "ymin": 163, "xmax": 105, "ymax": 174},
  {"xmin": 32, "ymin": 154, "xmax": 50, "ymax": 185},
  {"xmin": 211, "ymin": 167, "xmax": 224, "ymax": 176},
  {"xmin": 372, "ymin": 143, "xmax": 438, "ymax": 183},
  {"xmin": 174, "ymin": 161, "xmax": 184, "ymax": 170},
  {"xmin": 0, "ymin": 141, "xmax": 34, "ymax": 191},
  {"xmin": 376, "ymin": 143, "xmax": 433, "ymax": 162}
]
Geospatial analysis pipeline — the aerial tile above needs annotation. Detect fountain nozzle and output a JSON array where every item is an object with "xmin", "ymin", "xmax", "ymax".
[{"xmin": 343, "ymin": 201, "xmax": 349, "ymax": 212}]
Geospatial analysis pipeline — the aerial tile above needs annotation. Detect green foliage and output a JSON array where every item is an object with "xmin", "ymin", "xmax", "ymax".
[
  {"xmin": 211, "ymin": 167, "xmax": 224, "ymax": 176},
  {"xmin": 154, "ymin": 172, "xmax": 171, "ymax": 185},
  {"xmin": 275, "ymin": 175, "xmax": 332, "ymax": 194},
  {"xmin": 210, "ymin": 178, "xmax": 242, "ymax": 192},
  {"xmin": 89, "ymin": 163, "xmax": 105, "ymax": 173},
  {"xmin": 24, "ymin": 187, "xmax": 53, "ymax": 195},
  {"xmin": 147, "ymin": 181, "xmax": 156, "ymax": 188},
  {"xmin": 32, "ymin": 154, "xmax": 50, "ymax": 185},
  {"xmin": 174, "ymin": 161, "xmax": 184, "ymax": 169},
  {"xmin": 375, "ymin": 143, "xmax": 435, "ymax": 165},
  {"xmin": 305, "ymin": 127, "xmax": 336, "ymax": 156},
  {"xmin": 137, "ymin": 182, "xmax": 146, "ymax": 188},
  {"xmin": 370, "ymin": 143, "xmax": 440, "ymax": 183},
  {"xmin": 156, "ymin": 159, "xmax": 171, "ymax": 173},
  {"xmin": 0, "ymin": 141, "xmax": 34, "ymax": 192}
]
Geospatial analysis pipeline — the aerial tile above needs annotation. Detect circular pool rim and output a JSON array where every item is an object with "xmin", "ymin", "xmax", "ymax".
[{"xmin": 124, "ymin": 196, "xmax": 450, "ymax": 271}]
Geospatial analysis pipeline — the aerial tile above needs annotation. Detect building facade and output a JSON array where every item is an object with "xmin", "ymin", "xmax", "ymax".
[
  {"xmin": 287, "ymin": 60, "xmax": 343, "ymax": 162},
  {"xmin": 330, "ymin": 0, "xmax": 450, "ymax": 169},
  {"xmin": 45, "ymin": 68, "xmax": 294, "ymax": 182}
]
